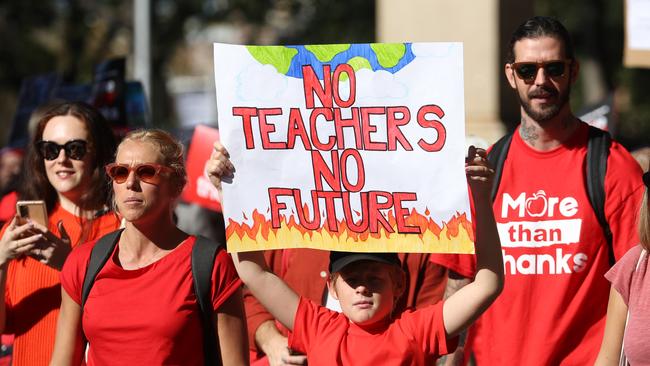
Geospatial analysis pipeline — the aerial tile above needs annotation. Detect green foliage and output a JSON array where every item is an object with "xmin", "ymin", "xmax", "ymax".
[
  {"xmin": 246, "ymin": 46, "xmax": 299, "ymax": 74},
  {"xmin": 278, "ymin": 0, "xmax": 375, "ymax": 44},
  {"xmin": 306, "ymin": 44, "xmax": 351, "ymax": 62},
  {"xmin": 370, "ymin": 43, "xmax": 406, "ymax": 68}
]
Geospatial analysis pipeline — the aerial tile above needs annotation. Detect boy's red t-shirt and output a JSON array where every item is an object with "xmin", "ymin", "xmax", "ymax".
[
  {"xmin": 289, "ymin": 297, "xmax": 457, "ymax": 366},
  {"xmin": 61, "ymin": 235, "xmax": 242, "ymax": 366}
]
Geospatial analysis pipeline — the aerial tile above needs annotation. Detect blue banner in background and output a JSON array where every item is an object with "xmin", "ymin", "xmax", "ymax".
[
  {"xmin": 8, "ymin": 73, "xmax": 60, "ymax": 148},
  {"xmin": 7, "ymin": 58, "xmax": 148, "ymax": 148}
]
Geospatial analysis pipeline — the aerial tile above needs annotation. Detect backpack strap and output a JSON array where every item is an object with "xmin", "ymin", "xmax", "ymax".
[
  {"xmin": 81, "ymin": 230, "xmax": 224, "ymax": 365},
  {"xmin": 192, "ymin": 236, "xmax": 223, "ymax": 366},
  {"xmin": 487, "ymin": 132, "xmax": 514, "ymax": 201},
  {"xmin": 586, "ymin": 125, "xmax": 613, "ymax": 265},
  {"xmin": 81, "ymin": 228, "xmax": 124, "ymax": 308}
]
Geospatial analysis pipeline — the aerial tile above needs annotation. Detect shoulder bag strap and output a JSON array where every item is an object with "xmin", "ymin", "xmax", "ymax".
[
  {"xmin": 81, "ymin": 228, "xmax": 124, "ymax": 308},
  {"xmin": 192, "ymin": 236, "xmax": 222, "ymax": 366},
  {"xmin": 585, "ymin": 126, "xmax": 613, "ymax": 265},
  {"xmin": 487, "ymin": 132, "xmax": 514, "ymax": 202}
]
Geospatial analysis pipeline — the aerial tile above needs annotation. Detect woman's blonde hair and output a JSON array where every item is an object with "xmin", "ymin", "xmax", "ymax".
[
  {"xmin": 118, "ymin": 129, "xmax": 187, "ymax": 195},
  {"xmin": 640, "ymin": 188, "xmax": 649, "ymax": 251}
]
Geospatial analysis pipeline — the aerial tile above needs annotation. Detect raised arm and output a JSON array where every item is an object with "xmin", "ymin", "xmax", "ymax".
[
  {"xmin": 442, "ymin": 146, "xmax": 504, "ymax": 338},
  {"xmin": 244, "ymin": 250, "xmax": 308, "ymax": 366},
  {"xmin": 232, "ymin": 251, "xmax": 300, "ymax": 330},
  {"xmin": 436, "ymin": 271, "xmax": 471, "ymax": 366},
  {"xmin": 206, "ymin": 142, "xmax": 300, "ymax": 331}
]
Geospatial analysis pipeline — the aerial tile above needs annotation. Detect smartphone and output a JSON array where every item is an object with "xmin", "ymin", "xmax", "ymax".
[{"xmin": 16, "ymin": 200, "xmax": 48, "ymax": 227}]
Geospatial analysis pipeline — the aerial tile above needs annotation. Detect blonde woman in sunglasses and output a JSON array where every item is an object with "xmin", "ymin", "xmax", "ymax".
[
  {"xmin": 0, "ymin": 101, "xmax": 120, "ymax": 365},
  {"xmin": 51, "ymin": 129, "xmax": 248, "ymax": 366}
]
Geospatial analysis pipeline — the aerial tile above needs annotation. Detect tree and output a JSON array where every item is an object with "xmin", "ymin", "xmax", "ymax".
[{"xmin": 0, "ymin": 0, "xmax": 376, "ymax": 143}]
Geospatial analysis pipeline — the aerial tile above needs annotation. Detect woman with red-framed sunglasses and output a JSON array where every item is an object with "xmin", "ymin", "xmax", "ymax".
[
  {"xmin": 51, "ymin": 129, "xmax": 247, "ymax": 365},
  {"xmin": 597, "ymin": 170, "xmax": 650, "ymax": 365}
]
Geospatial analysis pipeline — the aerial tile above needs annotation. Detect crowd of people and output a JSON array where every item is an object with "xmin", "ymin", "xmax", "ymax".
[{"xmin": 0, "ymin": 14, "xmax": 646, "ymax": 366}]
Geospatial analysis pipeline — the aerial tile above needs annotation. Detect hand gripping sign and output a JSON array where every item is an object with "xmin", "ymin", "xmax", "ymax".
[{"xmin": 214, "ymin": 43, "xmax": 474, "ymax": 253}]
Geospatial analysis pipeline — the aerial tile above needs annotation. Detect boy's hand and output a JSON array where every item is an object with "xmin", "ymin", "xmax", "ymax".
[
  {"xmin": 465, "ymin": 145, "xmax": 494, "ymax": 198},
  {"xmin": 205, "ymin": 141, "xmax": 235, "ymax": 199}
]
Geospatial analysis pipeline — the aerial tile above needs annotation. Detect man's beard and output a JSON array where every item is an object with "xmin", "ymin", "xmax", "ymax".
[{"xmin": 518, "ymin": 84, "xmax": 570, "ymax": 122}]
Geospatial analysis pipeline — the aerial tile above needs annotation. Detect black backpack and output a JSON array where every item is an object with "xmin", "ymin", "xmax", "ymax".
[
  {"xmin": 487, "ymin": 125, "xmax": 615, "ymax": 265},
  {"xmin": 80, "ymin": 229, "xmax": 223, "ymax": 366}
]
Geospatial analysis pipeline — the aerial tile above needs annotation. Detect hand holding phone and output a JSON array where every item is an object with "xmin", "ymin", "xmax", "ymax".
[
  {"xmin": 0, "ymin": 214, "xmax": 43, "ymax": 266},
  {"xmin": 12, "ymin": 201, "xmax": 71, "ymax": 270}
]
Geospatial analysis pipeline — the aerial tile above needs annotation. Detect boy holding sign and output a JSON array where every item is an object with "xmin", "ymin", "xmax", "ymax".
[{"xmin": 207, "ymin": 143, "xmax": 503, "ymax": 365}]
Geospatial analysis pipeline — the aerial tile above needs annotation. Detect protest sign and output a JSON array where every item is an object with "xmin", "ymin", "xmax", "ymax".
[
  {"xmin": 182, "ymin": 124, "xmax": 222, "ymax": 211},
  {"xmin": 214, "ymin": 43, "xmax": 473, "ymax": 253}
]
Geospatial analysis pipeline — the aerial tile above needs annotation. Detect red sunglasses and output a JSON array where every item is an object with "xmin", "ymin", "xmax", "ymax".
[{"xmin": 105, "ymin": 163, "xmax": 173, "ymax": 185}]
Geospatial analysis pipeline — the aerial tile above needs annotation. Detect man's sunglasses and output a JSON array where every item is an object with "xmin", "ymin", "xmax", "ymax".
[
  {"xmin": 105, "ymin": 163, "xmax": 173, "ymax": 185},
  {"xmin": 36, "ymin": 140, "xmax": 88, "ymax": 161},
  {"xmin": 511, "ymin": 60, "xmax": 571, "ymax": 82},
  {"xmin": 644, "ymin": 171, "xmax": 649, "ymax": 188}
]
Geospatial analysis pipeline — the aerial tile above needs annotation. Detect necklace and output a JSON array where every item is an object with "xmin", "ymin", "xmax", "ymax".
[{"xmin": 119, "ymin": 247, "xmax": 170, "ymax": 270}]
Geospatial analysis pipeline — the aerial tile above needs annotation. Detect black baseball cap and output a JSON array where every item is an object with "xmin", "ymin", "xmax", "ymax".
[{"xmin": 329, "ymin": 251, "xmax": 401, "ymax": 273}]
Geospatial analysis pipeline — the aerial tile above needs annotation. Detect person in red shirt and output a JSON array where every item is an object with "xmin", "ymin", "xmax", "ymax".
[
  {"xmin": 596, "ymin": 172, "xmax": 650, "ymax": 365},
  {"xmin": 0, "ymin": 101, "xmax": 120, "ymax": 366},
  {"xmin": 208, "ymin": 143, "xmax": 504, "ymax": 366},
  {"xmin": 244, "ymin": 250, "xmax": 447, "ymax": 365},
  {"xmin": 436, "ymin": 16, "xmax": 644, "ymax": 366},
  {"xmin": 51, "ymin": 129, "xmax": 248, "ymax": 365}
]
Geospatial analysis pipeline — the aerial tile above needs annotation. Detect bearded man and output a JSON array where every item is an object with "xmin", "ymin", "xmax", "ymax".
[{"xmin": 434, "ymin": 16, "xmax": 645, "ymax": 366}]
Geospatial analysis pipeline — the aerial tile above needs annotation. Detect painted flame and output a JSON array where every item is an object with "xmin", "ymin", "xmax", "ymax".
[{"xmin": 226, "ymin": 208, "xmax": 475, "ymax": 253}]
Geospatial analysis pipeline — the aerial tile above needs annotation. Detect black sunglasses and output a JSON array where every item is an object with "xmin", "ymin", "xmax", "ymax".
[
  {"xmin": 511, "ymin": 60, "xmax": 571, "ymax": 82},
  {"xmin": 644, "ymin": 171, "xmax": 649, "ymax": 188},
  {"xmin": 36, "ymin": 140, "xmax": 88, "ymax": 161}
]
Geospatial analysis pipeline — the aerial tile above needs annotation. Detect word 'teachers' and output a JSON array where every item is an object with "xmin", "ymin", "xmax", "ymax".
[{"xmin": 231, "ymin": 64, "xmax": 449, "ymax": 235}]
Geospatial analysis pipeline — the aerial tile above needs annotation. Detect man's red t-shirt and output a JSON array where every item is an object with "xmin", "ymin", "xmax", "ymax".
[
  {"xmin": 289, "ymin": 298, "xmax": 457, "ymax": 366},
  {"xmin": 432, "ymin": 122, "xmax": 644, "ymax": 365},
  {"xmin": 61, "ymin": 235, "xmax": 241, "ymax": 366}
]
